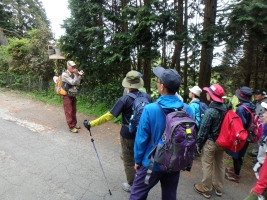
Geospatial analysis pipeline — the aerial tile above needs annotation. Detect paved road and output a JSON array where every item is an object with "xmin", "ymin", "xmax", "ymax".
[{"xmin": 0, "ymin": 90, "xmax": 256, "ymax": 199}]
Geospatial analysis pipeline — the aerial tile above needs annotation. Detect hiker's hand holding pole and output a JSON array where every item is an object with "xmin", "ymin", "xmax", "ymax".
[{"xmin": 83, "ymin": 120, "xmax": 91, "ymax": 130}]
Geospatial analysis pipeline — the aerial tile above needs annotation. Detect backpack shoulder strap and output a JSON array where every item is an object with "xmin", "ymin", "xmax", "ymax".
[
  {"xmin": 126, "ymin": 92, "xmax": 137, "ymax": 99},
  {"xmin": 241, "ymin": 105, "xmax": 253, "ymax": 115},
  {"xmin": 155, "ymin": 102, "xmax": 166, "ymax": 116}
]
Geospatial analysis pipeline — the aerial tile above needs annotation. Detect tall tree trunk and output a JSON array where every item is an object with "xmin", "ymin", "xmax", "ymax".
[
  {"xmin": 198, "ymin": 0, "xmax": 217, "ymax": 95},
  {"xmin": 183, "ymin": 0, "xmax": 188, "ymax": 102},
  {"xmin": 143, "ymin": 0, "xmax": 151, "ymax": 94},
  {"xmin": 121, "ymin": 0, "xmax": 131, "ymax": 75},
  {"xmin": 170, "ymin": 0, "xmax": 183, "ymax": 74}
]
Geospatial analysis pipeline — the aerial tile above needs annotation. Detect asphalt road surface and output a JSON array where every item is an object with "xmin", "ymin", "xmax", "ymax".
[{"xmin": 0, "ymin": 90, "xmax": 256, "ymax": 200}]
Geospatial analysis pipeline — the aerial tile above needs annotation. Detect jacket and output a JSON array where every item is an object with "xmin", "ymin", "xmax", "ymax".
[
  {"xmin": 134, "ymin": 95, "xmax": 194, "ymax": 171},
  {"xmin": 190, "ymin": 99, "xmax": 201, "ymax": 127},
  {"xmin": 197, "ymin": 101, "xmax": 227, "ymax": 149}
]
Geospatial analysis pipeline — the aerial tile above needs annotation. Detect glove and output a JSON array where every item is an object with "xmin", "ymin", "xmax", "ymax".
[{"xmin": 83, "ymin": 120, "xmax": 91, "ymax": 130}]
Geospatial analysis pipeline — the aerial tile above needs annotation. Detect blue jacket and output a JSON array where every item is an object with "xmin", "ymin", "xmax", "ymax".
[
  {"xmin": 134, "ymin": 95, "xmax": 194, "ymax": 171},
  {"xmin": 190, "ymin": 99, "xmax": 201, "ymax": 127}
]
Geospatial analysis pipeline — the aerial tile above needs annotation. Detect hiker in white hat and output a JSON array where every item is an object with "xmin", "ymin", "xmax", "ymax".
[{"xmin": 189, "ymin": 86, "xmax": 204, "ymax": 128}]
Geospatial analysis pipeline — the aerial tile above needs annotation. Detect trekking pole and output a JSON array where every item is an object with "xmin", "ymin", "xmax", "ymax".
[{"xmin": 84, "ymin": 120, "xmax": 112, "ymax": 195}]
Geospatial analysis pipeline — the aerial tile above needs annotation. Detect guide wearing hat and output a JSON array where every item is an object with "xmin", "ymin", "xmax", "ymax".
[
  {"xmin": 84, "ymin": 70, "xmax": 152, "ymax": 193},
  {"xmin": 61, "ymin": 60, "xmax": 83, "ymax": 133}
]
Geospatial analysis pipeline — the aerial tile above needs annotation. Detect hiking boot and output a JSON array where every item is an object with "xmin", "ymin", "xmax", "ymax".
[
  {"xmin": 193, "ymin": 184, "xmax": 211, "ymax": 199},
  {"xmin": 212, "ymin": 182, "xmax": 222, "ymax": 196},
  {"xmin": 225, "ymin": 167, "xmax": 234, "ymax": 174},
  {"xmin": 69, "ymin": 128, "xmax": 78, "ymax": 133},
  {"xmin": 75, "ymin": 125, "xmax": 81, "ymax": 129},
  {"xmin": 225, "ymin": 172, "xmax": 240, "ymax": 183},
  {"xmin": 122, "ymin": 182, "xmax": 131, "ymax": 192}
]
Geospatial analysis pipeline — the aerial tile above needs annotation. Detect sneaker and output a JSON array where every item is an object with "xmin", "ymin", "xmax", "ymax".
[
  {"xmin": 225, "ymin": 172, "xmax": 240, "ymax": 183},
  {"xmin": 212, "ymin": 182, "xmax": 222, "ymax": 196},
  {"xmin": 193, "ymin": 184, "xmax": 211, "ymax": 199},
  {"xmin": 225, "ymin": 167, "xmax": 234, "ymax": 174},
  {"xmin": 70, "ymin": 128, "xmax": 78, "ymax": 133},
  {"xmin": 122, "ymin": 182, "xmax": 131, "ymax": 192},
  {"xmin": 75, "ymin": 125, "xmax": 81, "ymax": 129}
]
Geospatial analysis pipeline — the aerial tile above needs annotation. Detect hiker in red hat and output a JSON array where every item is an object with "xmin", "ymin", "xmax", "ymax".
[{"xmin": 193, "ymin": 84, "xmax": 228, "ymax": 199}]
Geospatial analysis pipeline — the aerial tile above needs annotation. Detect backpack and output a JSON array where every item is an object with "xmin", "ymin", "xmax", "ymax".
[
  {"xmin": 199, "ymin": 101, "xmax": 209, "ymax": 118},
  {"xmin": 146, "ymin": 103, "xmax": 196, "ymax": 182},
  {"xmin": 54, "ymin": 76, "xmax": 67, "ymax": 96},
  {"xmin": 216, "ymin": 110, "xmax": 248, "ymax": 152},
  {"xmin": 241, "ymin": 105, "xmax": 263, "ymax": 143},
  {"xmin": 194, "ymin": 101, "xmax": 208, "ymax": 127},
  {"xmin": 127, "ymin": 92, "xmax": 150, "ymax": 133}
]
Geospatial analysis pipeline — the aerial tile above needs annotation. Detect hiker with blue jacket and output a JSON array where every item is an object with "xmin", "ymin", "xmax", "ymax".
[
  {"xmin": 83, "ymin": 70, "xmax": 152, "ymax": 193},
  {"xmin": 129, "ymin": 66, "xmax": 193, "ymax": 200},
  {"xmin": 225, "ymin": 86, "xmax": 256, "ymax": 183},
  {"xmin": 189, "ymin": 86, "xmax": 203, "ymax": 129},
  {"xmin": 193, "ymin": 84, "xmax": 228, "ymax": 199}
]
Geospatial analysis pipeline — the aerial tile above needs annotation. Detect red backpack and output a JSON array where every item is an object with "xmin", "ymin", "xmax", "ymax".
[
  {"xmin": 216, "ymin": 110, "xmax": 248, "ymax": 152},
  {"xmin": 241, "ymin": 105, "xmax": 263, "ymax": 143}
]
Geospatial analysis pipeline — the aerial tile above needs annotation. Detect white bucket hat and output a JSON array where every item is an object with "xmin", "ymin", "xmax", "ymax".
[{"xmin": 189, "ymin": 86, "xmax": 202, "ymax": 97}]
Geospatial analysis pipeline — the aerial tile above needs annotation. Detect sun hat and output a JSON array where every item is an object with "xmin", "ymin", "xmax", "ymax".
[
  {"xmin": 153, "ymin": 66, "xmax": 181, "ymax": 92},
  {"xmin": 67, "ymin": 61, "xmax": 76, "ymax": 67},
  {"xmin": 189, "ymin": 86, "xmax": 202, "ymax": 97},
  {"xmin": 203, "ymin": 84, "xmax": 224, "ymax": 103},
  {"xmin": 122, "ymin": 70, "xmax": 144, "ymax": 89},
  {"xmin": 235, "ymin": 86, "xmax": 252, "ymax": 102}
]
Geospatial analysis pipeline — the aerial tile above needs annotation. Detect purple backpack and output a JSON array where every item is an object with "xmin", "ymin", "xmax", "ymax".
[{"xmin": 145, "ymin": 103, "xmax": 196, "ymax": 184}]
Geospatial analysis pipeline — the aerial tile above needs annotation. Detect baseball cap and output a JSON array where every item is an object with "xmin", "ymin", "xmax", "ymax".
[
  {"xmin": 254, "ymin": 89, "xmax": 266, "ymax": 95},
  {"xmin": 67, "ymin": 61, "xmax": 76, "ymax": 67},
  {"xmin": 153, "ymin": 66, "xmax": 181, "ymax": 92}
]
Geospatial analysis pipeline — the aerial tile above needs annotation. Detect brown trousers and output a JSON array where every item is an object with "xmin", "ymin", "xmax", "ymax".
[{"xmin": 63, "ymin": 95, "xmax": 77, "ymax": 129}]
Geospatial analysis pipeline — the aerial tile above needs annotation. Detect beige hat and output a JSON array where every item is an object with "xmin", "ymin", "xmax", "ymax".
[
  {"xmin": 67, "ymin": 61, "xmax": 76, "ymax": 67},
  {"xmin": 122, "ymin": 71, "xmax": 144, "ymax": 89},
  {"xmin": 189, "ymin": 86, "xmax": 202, "ymax": 97}
]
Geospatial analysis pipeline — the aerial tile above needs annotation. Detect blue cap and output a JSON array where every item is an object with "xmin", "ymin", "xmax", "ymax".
[{"xmin": 153, "ymin": 66, "xmax": 181, "ymax": 92}]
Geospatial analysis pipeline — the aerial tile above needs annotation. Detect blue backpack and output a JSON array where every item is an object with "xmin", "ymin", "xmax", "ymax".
[
  {"xmin": 145, "ymin": 103, "xmax": 197, "ymax": 184},
  {"xmin": 198, "ymin": 101, "xmax": 208, "ymax": 118},
  {"xmin": 127, "ymin": 92, "xmax": 150, "ymax": 133}
]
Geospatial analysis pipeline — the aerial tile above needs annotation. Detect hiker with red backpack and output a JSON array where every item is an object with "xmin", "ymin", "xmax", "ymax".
[
  {"xmin": 193, "ymin": 84, "xmax": 228, "ymax": 199},
  {"xmin": 129, "ymin": 66, "xmax": 194, "ymax": 200},
  {"xmin": 225, "ymin": 86, "xmax": 256, "ymax": 183}
]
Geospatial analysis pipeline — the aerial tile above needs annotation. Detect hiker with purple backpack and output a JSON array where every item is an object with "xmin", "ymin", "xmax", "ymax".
[
  {"xmin": 193, "ymin": 84, "xmax": 228, "ymax": 199},
  {"xmin": 129, "ymin": 66, "xmax": 194, "ymax": 200}
]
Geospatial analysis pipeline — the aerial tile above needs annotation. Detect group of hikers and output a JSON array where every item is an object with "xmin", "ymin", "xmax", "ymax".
[{"xmin": 58, "ymin": 61, "xmax": 267, "ymax": 200}]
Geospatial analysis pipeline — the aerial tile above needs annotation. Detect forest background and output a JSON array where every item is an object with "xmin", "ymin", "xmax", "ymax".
[{"xmin": 0, "ymin": 0, "xmax": 267, "ymax": 118}]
